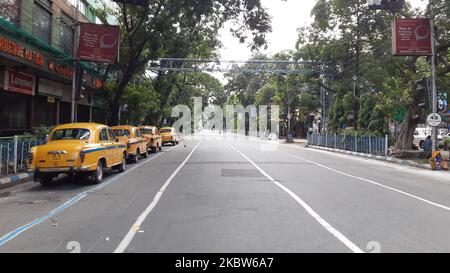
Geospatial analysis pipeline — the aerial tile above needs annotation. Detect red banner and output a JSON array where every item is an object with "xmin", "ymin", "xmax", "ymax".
[
  {"xmin": 392, "ymin": 18, "xmax": 432, "ymax": 56},
  {"xmin": 77, "ymin": 23, "xmax": 120, "ymax": 64},
  {"xmin": 4, "ymin": 70, "xmax": 35, "ymax": 95}
]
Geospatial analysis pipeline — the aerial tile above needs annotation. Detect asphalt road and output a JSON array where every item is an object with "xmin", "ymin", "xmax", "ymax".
[{"xmin": 1, "ymin": 135, "xmax": 450, "ymax": 253}]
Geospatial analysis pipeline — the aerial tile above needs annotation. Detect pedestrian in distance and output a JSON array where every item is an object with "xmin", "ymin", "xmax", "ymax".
[{"xmin": 422, "ymin": 135, "xmax": 432, "ymax": 159}]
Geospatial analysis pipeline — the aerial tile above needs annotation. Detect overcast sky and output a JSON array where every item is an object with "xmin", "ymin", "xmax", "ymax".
[{"xmin": 218, "ymin": 0, "xmax": 427, "ymax": 61}]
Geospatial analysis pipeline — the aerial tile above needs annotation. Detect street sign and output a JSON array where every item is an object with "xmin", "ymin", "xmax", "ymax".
[
  {"xmin": 427, "ymin": 113, "xmax": 442, "ymax": 127},
  {"xmin": 394, "ymin": 107, "xmax": 406, "ymax": 122}
]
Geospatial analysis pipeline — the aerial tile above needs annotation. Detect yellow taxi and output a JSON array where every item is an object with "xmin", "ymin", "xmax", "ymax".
[
  {"xmin": 111, "ymin": 125, "xmax": 148, "ymax": 163},
  {"xmin": 160, "ymin": 127, "xmax": 179, "ymax": 146},
  {"xmin": 138, "ymin": 126, "xmax": 162, "ymax": 153},
  {"xmin": 29, "ymin": 123, "xmax": 127, "ymax": 185}
]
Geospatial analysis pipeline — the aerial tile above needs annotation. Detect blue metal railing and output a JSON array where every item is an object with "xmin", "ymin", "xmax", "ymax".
[
  {"xmin": 0, "ymin": 137, "xmax": 46, "ymax": 176},
  {"xmin": 307, "ymin": 133, "xmax": 388, "ymax": 156}
]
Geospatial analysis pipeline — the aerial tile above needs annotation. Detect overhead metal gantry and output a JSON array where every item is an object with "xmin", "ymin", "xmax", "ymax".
[{"xmin": 149, "ymin": 58, "xmax": 334, "ymax": 76}]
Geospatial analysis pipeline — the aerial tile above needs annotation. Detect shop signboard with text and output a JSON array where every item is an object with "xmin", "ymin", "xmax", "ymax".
[
  {"xmin": 392, "ymin": 18, "xmax": 432, "ymax": 56},
  {"xmin": 3, "ymin": 70, "xmax": 35, "ymax": 95}
]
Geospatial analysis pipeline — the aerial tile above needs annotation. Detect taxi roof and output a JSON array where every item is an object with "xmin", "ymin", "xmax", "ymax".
[
  {"xmin": 53, "ymin": 123, "xmax": 108, "ymax": 131},
  {"xmin": 111, "ymin": 125, "xmax": 137, "ymax": 130},
  {"xmin": 138, "ymin": 125, "xmax": 157, "ymax": 129}
]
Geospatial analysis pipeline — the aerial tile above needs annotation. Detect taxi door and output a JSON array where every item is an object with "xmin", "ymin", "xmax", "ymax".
[
  {"xmin": 99, "ymin": 128, "xmax": 113, "ymax": 167},
  {"xmin": 135, "ymin": 128, "xmax": 146, "ymax": 152},
  {"xmin": 108, "ymin": 128, "xmax": 121, "ymax": 165}
]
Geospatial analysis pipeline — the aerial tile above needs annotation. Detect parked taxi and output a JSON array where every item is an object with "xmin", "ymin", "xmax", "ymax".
[
  {"xmin": 111, "ymin": 125, "xmax": 148, "ymax": 163},
  {"xmin": 29, "ymin": 123, "xmax": 127, "ymax": 185},
  {"xmin": 138, "ymin": 126, "xmax": 162, "ymax": 153},
  {"xmin": 160, "ymin": 127, "xmax": 179, "ymax": 146}
]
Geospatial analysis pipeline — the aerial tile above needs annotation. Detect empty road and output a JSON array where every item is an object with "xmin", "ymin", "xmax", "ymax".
[{"xmin": 1, "ymin": 135, "xmax": 450, "ymax": 253}]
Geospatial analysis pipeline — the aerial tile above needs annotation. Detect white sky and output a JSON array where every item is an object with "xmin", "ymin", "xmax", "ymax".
[{"xmin": 218, "ymin": 0, "xmax": 427, "ymax": 62}]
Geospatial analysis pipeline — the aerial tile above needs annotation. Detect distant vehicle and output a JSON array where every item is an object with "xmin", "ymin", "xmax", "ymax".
[
  {"xmin": 160, "ymin": 127, "xmax": 179, "ymax": 146},
  {"xmin": 29, "ymin": 123, "xmax": 127, "ymax": 185},
  {"xmin": 138, "ymin": 126, "xmax": 162, "ymax": 153},
  {"xmin": 413, "ymin": 126, "xmax": 444, "ymax": 149},
  {"xmin": 112, "ymin": 125, "xmax": 148, "ymax": 163}
]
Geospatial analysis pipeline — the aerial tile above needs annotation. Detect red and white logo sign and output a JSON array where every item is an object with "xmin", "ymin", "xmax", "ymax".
[
  {"xmin": 392, "ymin": 18, "xmax": 433, "ymax": 56},
  {"xmin": 77, "ymin": 23, "xmax": 120, "ymax": 64},
  {"xmin": 4, "ymin": 70, "xmax": 35, "ymax": 95}
]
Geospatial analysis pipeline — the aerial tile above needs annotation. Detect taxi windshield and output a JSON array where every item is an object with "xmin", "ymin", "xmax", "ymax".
[
  {"xmin": 51, "ymin": 129, "xmax": 90, "ymax": 140},
  {"xmin": 140, "ymin": 128, "xmax": 153, "ymax": 134},
  {"xmin": 160, "ymin": 128, "xmax": 172, "ymax": 133},
  {"xmin": 113, "ymin": 129, "xmax": 131, "ymax": 137}
]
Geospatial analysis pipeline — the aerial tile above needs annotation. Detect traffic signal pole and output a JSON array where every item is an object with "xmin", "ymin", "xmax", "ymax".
[{"xmin": 431, "ymin": 19, "xmax": 438, "ymax": 154}]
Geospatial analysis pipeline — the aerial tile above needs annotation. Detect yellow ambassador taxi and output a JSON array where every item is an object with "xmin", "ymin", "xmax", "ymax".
[
  {"xmin": 138, "ymin": 126, "xmax": 162, "ymax": 153},
  {"xmin": 111, "ymin": 125, "xmax": 148, "ymax": 163},
  {"xmin": 29, "ymin": 123, "xmax": 127, "ymax": 186},
  {"xmin": 160, "ymin": 127, "xmax": 179, "ymax": 146}
]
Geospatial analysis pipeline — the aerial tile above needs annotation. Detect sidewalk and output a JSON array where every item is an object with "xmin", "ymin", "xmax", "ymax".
[
  {"xmin": 277, "ymin": 138, "xmax": 432, "ymax": 171},
  {"xmin": 0, "ymin": 172, "xmax": 33, "ymax": 190}
]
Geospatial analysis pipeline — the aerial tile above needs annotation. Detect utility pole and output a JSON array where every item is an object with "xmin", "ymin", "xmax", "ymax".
[
  {"xmin": 430, "ymin": 19, "xmax": 438, "ymax": 154},
  {"xmin": 71, "ymin": 0, "xmax": 80, "ymax": 123}
]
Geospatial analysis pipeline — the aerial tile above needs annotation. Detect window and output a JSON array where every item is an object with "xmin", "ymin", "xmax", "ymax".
[
  {"xmin": 51, "ymin": 129, "xmax": 90, "ymax": 141},
  {"xmin": 0, "ymin": 0, "xmax": 21, "ymax": 26},
  {"xmin": 60, "ymin": 13, "xmax": 74, "ymax": 56},
  {"xmin": 108, "ymin": 129, "xmax": 116, "ymax": 141},
  {"xmin": 160, "ymin": 128, "xmax": 172, "ymax": 133},
  {"xmin": 135, "ymin": 129, "xmax": 142, "ymax": 138},
  {"xmin": 99, "ymin": 128, "xmax": 109, "ymax": 141},
  {"xmin": 113, "ymin": 129, "xmax": 131, "ymax": 137},
  {"xmin": 32, "ymin": 3, "xmax": 52, "ymax": 44},
  {"xmin": 140, "ymin": 128, "xmax": 153, "ymax": 135}
]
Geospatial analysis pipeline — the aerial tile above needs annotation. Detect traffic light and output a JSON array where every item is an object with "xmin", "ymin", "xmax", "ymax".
[
  {"xmin": 416, "ymin": 78, "xmax": 431, "ymax": 110},
  {"xmin": 368, "ymin": 0, "xmax": 405, "ymax": 11}
]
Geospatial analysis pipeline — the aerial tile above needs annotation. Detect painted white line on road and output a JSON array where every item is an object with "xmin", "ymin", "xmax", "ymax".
[
  {"xmin": 114, "ymin": 140, "xmax": 203, "ymax": 253},
  {"xmin": 282, "ymin": 151, "xmax": 450, "ymax": 212},
  {"xmin": 0, "ymin": 145, "xmax": 181, "ymax": 248},
  {"xmin": 225, "ymin": 141, "xmax": 364, "ymax": 253}
]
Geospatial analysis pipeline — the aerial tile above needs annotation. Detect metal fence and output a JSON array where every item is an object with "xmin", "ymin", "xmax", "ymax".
[
  {"xmin": 0, "ymin": 137, "xmax": 46, "ymax": 177},
  {"xmin": 307, "ymin": 133, "xmax": 388, "ymax": 156}
]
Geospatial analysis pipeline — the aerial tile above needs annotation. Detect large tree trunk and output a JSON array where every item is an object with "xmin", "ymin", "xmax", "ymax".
[{"xmin": 394, "ymin": 95, "xmax": 420, "ymax": 150}]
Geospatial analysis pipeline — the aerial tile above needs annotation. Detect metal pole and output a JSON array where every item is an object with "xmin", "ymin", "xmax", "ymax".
[
  {"xmin": 71, "ymin": 0, "xmax": 80, "ymax": 123},
  {"xmin": 430, "ymin": 19, "xmax": 438, "ymax": 154},
  {"xmin": 6, "ymin": 143, "xmax": 9, "ymax": 176},
  {"xmin": 355, "ymin": 134, "xmax": 358, "ymax": 152},
  {"xmin": 13, "ymin": 136, "xmax": 18, "ymax": 174},
  {"xmin": 0, "ymin": 144, "xmax": 2, "ymax": 176},
  {"xmin": 385, "ymin": 135, "xmax": 389, "ymax": 157},
  {"xmin": 334, "ymin": 133, "xmax": 337, "ymax": 149},
  {"xmin": 369, "ymin": 136, "xmax": 372, "ymax": 154}
]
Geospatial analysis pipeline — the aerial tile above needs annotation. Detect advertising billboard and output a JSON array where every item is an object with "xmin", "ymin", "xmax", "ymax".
[
  {"xmin": 392, "ymin": 18, "xmax": 432, "ymax": 56},
  {"xmin": 77, "ymin": 23, "xmax": 120, "ymax": 64}
]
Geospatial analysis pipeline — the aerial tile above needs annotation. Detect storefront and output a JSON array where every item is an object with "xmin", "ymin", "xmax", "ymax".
[{"xmin": 0, "ymin": 32, "xmax": 101, "ymax": 136}]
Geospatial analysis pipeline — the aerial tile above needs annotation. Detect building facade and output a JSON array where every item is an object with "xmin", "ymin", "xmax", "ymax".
[{"xmin": 0, "ymin": 0, "xmax": 111, "ymax": 136}]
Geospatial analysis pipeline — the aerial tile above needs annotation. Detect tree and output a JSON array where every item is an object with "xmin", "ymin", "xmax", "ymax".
[{"xmin": 97, "ymin": 0, "xmax": 273, "ymax": 125}]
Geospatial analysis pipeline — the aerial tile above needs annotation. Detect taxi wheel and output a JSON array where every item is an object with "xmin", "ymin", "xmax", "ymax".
[
  {"xmin": 158, "ymin": 144, "xmax": 162, "ymax": 151},
  {"xmin": 91, "ymin": 160, "xmax": 104, "ymax": 184},
  {"xmin": 130, "ymin": 151, "xmax": 139, "ymax": 163},
  {"xmin": 118, "ymin": 154, "xmax": 126, "ymax": 173},
  {"xmin": 39, "ymin": 175, "xmax": 55, "ymax": 186},
  {"xmin": 142, "ymin": 147, "xmax": 148, "ymax": 158}
]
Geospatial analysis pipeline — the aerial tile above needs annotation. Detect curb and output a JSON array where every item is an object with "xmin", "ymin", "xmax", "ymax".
[
  {"xmin": 0, "ymin": 173, "xmax": 34, "ymax": 190},
  {"xmin": 306, "ymin": 145, "xmax": 431, "ymax": 170}
]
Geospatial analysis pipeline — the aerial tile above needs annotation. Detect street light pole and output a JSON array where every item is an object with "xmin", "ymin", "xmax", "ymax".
[
  {"xmin": 71, "ymin": 0, "xmax": 80, "ymax": 123},
  {"xmin": 430, "ymin": 19, "xmax": 438, "ymax": 154}
]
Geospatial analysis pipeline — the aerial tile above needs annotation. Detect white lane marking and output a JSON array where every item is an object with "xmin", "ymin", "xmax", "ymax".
[
  {"xmin": 225, "ymin": 141, "xmax": 364, "ymax": 253},
  {"xmin": 114, "ymin": 140, "xmax": 203, "ymax": 253},
  {"xmin": 0, "ymin": 145, "xmax": 182, "ymax": 248},
  {"xmin": 281, "ymin": 151, "xmax": 450, "ymax": 212}
]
